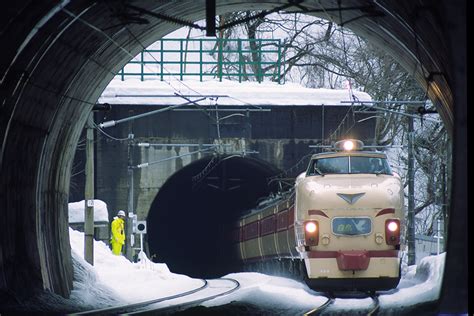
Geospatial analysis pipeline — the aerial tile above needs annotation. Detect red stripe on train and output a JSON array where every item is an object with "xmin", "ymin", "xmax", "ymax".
[
  {"xmin": 306, "ymin": 250, "xmax": 398, "ymax": 258},
  {"xmin": 308, "ymin": 209, "xmax": 329, "ymax": 217},
  {"xmin": 376, "ymin": 208, "xmax": 395, "ymax": 217}
]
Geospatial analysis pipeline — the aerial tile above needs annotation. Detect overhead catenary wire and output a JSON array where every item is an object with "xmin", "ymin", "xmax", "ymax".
[
  {"xmin": 62, "ymin": 8, "xmax": 135, "ymax": 59},
  {"xmin": 61, "ymin": 3, "xmax": 371, "ymax": 161},
  {"xmin": 17, "ymin": 1, "xmax": 118, "ymax": 102},
  {"xmin": 62, "ymin": 5, "xmax": 213, "ymax": 121},
  {"xmin": 62, "ymin": 2, "xmax": 276, "ymax": 147},
  {"xmin": 120, "ymin": 23, "xmax": 266, "ymax": 112},
  {"xmin": 26, "ymin": 79, "xmax": 98, "ymax": 106},
  {"xmin": 109, "ymin": 15, "xmax": 251, "ymax": 126},
  {"xmin": 345, "ymin": 101, "xmax": 439, "ymax": 122},
  {"xmin": 103, "ymin": 1, "xmax": 271, "ymax": 112},
  {"xmin": 77, "ymin": 7, "xmax": 260, "ymax": 162},
  {"xmin": 70, "ymin": 1, "xmax": 207, "ymax": 100},
  {"xmin": 60, "ymin": 6, "xmax": 234, "ymax": 144}
]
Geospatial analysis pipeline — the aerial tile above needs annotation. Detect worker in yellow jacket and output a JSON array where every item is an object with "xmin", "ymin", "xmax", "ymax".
[{"xmin": 111, "ymin": 210, "xmax": 126, "ymax": 255}]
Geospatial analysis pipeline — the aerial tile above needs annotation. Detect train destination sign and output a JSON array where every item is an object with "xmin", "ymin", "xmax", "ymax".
[{"xmin": 332, "ymin": 217, "xmax": 372, "ymax": 236}]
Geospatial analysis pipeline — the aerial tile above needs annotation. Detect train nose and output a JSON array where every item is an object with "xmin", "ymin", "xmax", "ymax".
[{"xmin": 336, "ymin": 250, "xmax": 370, "ymax": 270}]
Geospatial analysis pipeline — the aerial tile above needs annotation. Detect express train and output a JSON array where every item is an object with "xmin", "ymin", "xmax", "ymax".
[{"xmin": 233, "ymin": 139, "xmax": 404, "ymax": 292}]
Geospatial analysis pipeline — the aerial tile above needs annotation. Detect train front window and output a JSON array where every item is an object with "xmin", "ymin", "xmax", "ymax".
[
  {"xmin": 311, "ymin": 157, "xmax": 349, "ymax": 175},
  {"xmin": 308, "ymin": 156, "xmax": 392, "ymax": 175},
  {"xmin": 350, "ymin": 156, "xmax": 391, "ymax": 174}
]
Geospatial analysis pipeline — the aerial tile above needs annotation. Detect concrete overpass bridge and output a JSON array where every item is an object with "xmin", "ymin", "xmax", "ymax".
[{"xmin": 0, "ymin": 1, "xmax": 466, "ymax": 313}]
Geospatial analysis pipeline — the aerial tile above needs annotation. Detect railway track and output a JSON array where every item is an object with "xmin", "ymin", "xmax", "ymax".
[
  {"xmin": 129, "ymin": 277, "xmax": 240, "ymax": 315},
  {"xmin": 304, "ymin": 295, "xmax": 335, "ymax": 315},
  {"xmin": 72, "ymin": 277, "xmax": 240, "ymax": 315},
  {"xmin": 304, "ymin": 292, "xmax": 380, "ymax": 315},
  {"xmin": 367, "ymin": 294, "xmax": 380, "ymax": 315}
]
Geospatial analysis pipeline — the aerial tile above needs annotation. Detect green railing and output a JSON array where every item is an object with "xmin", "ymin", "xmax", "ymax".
[{"xmin": 118, "ymin": 38, "xmax": 282, "ymax": 83}]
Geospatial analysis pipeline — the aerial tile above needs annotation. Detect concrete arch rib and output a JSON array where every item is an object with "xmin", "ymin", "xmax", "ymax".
[{"xmin": 0, "ymin": 0, "xmax": 466, "ymax": 313}]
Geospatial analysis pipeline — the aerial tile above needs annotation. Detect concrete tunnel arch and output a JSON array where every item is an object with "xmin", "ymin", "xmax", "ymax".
[
  {"xmin": 0, "ymin": 0, "xmax": 466, "ymax": 312},
  {"xmin": 147, "ymin": 155, "xmax": 281, "ymax": 278}
]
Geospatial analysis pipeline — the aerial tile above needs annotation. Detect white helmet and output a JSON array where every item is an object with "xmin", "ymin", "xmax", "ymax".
[{"xmin": 117, "ymin": 210, "xmax": 126, "ymax": 217}]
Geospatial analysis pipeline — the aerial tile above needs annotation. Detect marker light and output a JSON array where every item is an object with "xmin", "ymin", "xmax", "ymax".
[
  {"xmin": 343, "ymin": 140, "xmax": 354, "ymax": 151},
  {"xmin": 305, "ymin": 222, "xmax": 317, "ymax": 233}
]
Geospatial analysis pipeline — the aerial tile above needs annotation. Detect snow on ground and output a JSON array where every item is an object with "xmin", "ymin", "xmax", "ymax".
[
  {"xmin": 69, "ymin": 228, "xmax": 203, "ymax": 307},
  {"xmin": 201, "ymin": 272, "xmax": 327, "ymax": 314},
  {"xmin": 68, "ymin": 199, "xmax": 109, "ymax": 223},
  {"xmin": 382, "ymin": 253, "xmax": 445, "ymax": 308},
  {"xmin": 64, "ymin": 228, "xmax": 445, "ymax": 314}
]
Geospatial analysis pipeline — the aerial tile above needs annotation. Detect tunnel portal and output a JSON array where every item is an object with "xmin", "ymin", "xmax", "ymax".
[
  {"xmin": 0, "ymin": 1, "xmax": 466, "ymax": 312},
  {"xmin": 147, "ymin": 155, "xmax": 281, "ymax": 278}
]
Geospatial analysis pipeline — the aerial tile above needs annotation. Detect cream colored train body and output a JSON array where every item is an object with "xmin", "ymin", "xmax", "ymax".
[
  {"xmin": 234, "ymin": 140, "xmax": 404, "ymax": 292},
  {"xmin": 295, "ymin": 143, "xmax": 404, "ymax": 291}
]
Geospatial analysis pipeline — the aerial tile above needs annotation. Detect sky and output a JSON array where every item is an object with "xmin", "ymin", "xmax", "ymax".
[{"xmin": 19, "ymin": 199, "xmax": 443, "ymax": 315}]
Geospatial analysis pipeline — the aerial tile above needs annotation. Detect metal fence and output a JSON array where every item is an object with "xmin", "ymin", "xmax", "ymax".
[{"xmin": 118, "ymin": 38, "xmax": 282, "ymax": 83}]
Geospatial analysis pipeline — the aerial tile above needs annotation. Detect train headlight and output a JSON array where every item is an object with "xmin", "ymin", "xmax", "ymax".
[
  {"xmin": 343, "ymin": 140, "xmax": 354, "ymax": 151},
  {"xmin": 334, "ymin": 139, "xmax": 364, "ymax": 151},
  {"xmin": 385, "ymin": 219, "xmax": 400, "ymax": 246},
  {"xmin": 387, "ymin": 221, "xmax": 398, "ymax": 232},
  {"xmin": 304, "ymin": 221, "xmax": 319, "ymax": 246},
  {"xmin": 305, "ymin": 222, "xmax": 317, "ymax": 233}
]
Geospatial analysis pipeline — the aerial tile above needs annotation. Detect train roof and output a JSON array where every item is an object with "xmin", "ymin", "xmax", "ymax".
[{"xmin": 240, "ymin": 190, "xmax": 293, "ymax": 218}]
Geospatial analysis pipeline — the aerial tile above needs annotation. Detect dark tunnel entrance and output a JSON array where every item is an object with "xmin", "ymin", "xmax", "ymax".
[{"xmin": 147, "ymin": 154, "xmax": 281, "ymax": 278}]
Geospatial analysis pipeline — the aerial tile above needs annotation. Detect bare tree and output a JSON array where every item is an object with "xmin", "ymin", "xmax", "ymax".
[{"xmin": 212, "ymin": 12, "xmax": 451, "ymax": 242}]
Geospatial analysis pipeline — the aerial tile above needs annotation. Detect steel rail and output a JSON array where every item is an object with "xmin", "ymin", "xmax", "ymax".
[
  {"xmin": 367, "ymin": 294, "xmax": 380, "ymax": 315},
  {"xmin": 304, "ymin": 295, "xmax": 335, "ymax": 315},
  {"xmin": 70, "ymin": 279, "xmax": 208, "ymax": 315},
  {"xmin": 127, "ymin": 278, "xmax": 241, "ymax": 315}
]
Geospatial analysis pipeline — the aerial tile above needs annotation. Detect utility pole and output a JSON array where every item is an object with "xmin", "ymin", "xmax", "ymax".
[
  {"xmin": 125, "ymin": 133, "xmax": 135, "ymax": 261},
  {"xmin": 407, "ymin": 109, "xmax": 416, "ymax": 265},
  {"xmin": 321, "ymin": 103, "xmax": 325, "ymax": 143},
  {"xmin": 84, "ymin": 112, "xmax": 95, "ymax": 265},
  {"xmin": 435, "ymin": 218, "xmax": 443, "ymax": 255}
]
